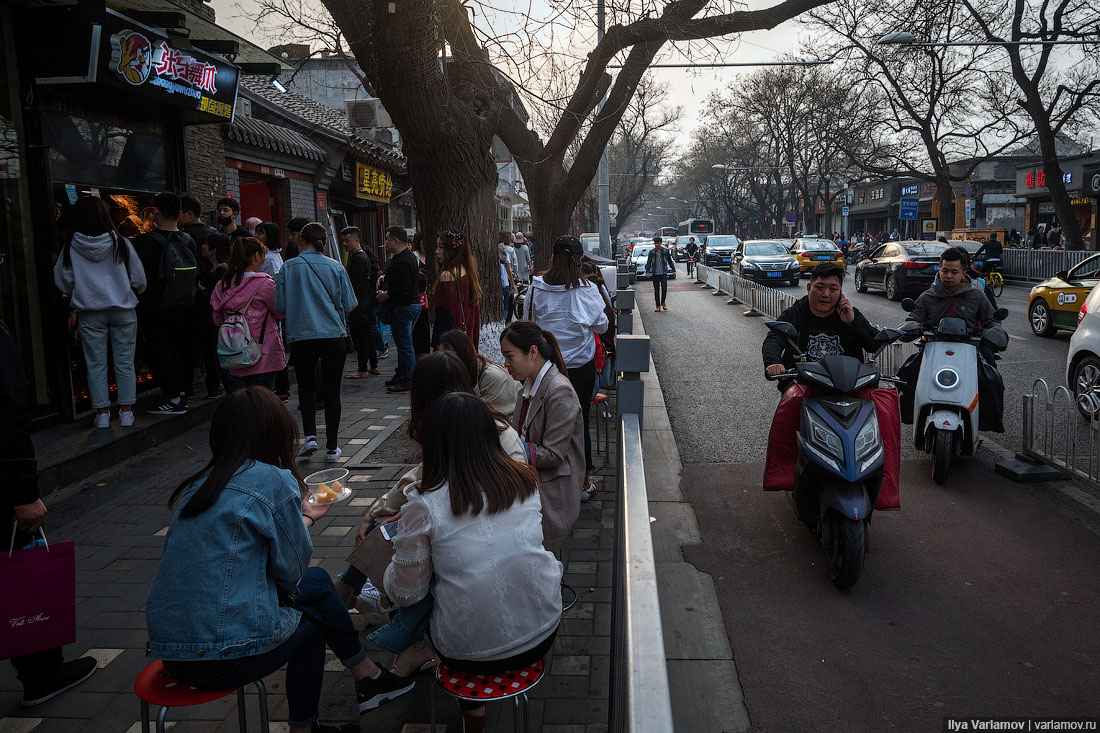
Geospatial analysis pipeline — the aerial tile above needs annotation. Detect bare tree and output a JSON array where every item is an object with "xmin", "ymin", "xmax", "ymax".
[{"xmin": 956, "ymin": 0, "xmax": 1100, "ymax": 249}]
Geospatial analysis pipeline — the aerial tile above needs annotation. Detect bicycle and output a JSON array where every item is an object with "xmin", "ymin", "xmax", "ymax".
[{"xmin": 988, "ymin": 268, "xmax": 1004, "ymax": 298}]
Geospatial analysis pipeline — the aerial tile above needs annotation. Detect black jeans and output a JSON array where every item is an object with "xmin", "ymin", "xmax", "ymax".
[
  {"xmin": 348, "ymin": 306, "xmax": 380, "ymax": 372},
  {"xmin": 567, "ymin": 358, "xmax": 598, "ymax": 472},
  {"xmin": 139, "ymin": 307, "xmax": 190, "ymax": 401},
  {"xmin": 290, "ymin": 338, "xmax": 347, "ymax": 449},
  {"xmin": 652, "ymin": 274, "xmax": 668, "ymax": 306}
]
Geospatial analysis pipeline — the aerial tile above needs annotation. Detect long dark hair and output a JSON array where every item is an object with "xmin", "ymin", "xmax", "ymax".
[
  {"xmin": 65, "ymin": 196, "xmax": 128, "ymax": 268},
  {"xmin": 436, "ymin": 328, "xmax": 486, "ymax": 383},
  {"xmin": 500, "ymin": 320, "xmax": 568, "ymax": 377},
  {"xmin": 542, "ymin": 247, "xmax": 585, "ymax": 289},
  {"xmin": 419, "ymin": 392, "xmax": 538, "ymax": 516},
  {"xmin": 257, "ymin": 222, "xmax": 281, "ymax": 252},
  {"xmin": 169, "ymin": 387, "xmax": 302, "ymax": 517},
  {"xmin": 221, "ymin": 237, "xmax": 266, "ymax": 289},
  {"xmin": 434, "ymin": 229, "xmax": 483, "ymax": 305},
  {"xmin": 408, "ymin": 351, "xmax": 473, "ymax": 444}
]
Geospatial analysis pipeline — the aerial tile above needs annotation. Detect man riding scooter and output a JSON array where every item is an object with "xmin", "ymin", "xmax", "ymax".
[{"xmin": 897, "ymin": 246, "xmax": 1007, "ymax": 433}]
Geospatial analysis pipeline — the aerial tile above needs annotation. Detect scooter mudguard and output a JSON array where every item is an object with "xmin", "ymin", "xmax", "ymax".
[
  {"xmin": 820, "ymin": 482, "xmax": 872, "ymax": 522},
  {"xmin": 925, "ymin": 408, "xmax": 963, "ymax": 434}
]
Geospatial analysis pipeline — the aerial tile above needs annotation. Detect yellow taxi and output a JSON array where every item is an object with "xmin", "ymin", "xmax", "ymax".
[
  {"xmin": 1028, "ymin": 254, "xmax": 1100, "ymax": 337},
  {"xmin": 789, "ymin": 237, "xmax": 845, "ymax": 273}
]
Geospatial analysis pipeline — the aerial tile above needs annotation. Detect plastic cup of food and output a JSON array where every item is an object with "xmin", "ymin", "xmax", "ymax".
[{"xmin": 304, "ymin": 468, "xmax": 351, "ymax": 505}]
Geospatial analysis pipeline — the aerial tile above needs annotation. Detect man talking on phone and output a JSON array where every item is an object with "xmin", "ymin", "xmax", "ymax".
[{"xmin": 762, "ymin": 263, "xmax": 879, "ymax": 390}]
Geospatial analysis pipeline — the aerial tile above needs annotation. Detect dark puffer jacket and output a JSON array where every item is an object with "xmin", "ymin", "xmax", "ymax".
[{"xmin": 906, "ymin": 278, "xmax": 1005, "ymax": 343}]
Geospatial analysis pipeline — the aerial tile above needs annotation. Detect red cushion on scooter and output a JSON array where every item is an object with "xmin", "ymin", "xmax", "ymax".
[{"xmin": 763, "ymin": 385, "xmax": 901, "ymax": 511}]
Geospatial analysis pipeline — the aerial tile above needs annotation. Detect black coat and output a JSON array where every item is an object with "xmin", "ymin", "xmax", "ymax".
[{"xmin": 762, "ymin": 296, "xmax": 879, "ymax": 371}]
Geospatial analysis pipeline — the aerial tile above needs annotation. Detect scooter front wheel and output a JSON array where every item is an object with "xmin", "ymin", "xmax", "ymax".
[
  {"xmin": 932, "ymin": 428, "xmax": 952, "ymax": 485},
  {"xmin": 823, "ymin": 511, "xmax": 866, "ymax": 590}
]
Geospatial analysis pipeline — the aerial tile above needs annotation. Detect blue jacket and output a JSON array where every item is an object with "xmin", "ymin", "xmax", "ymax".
[
  {"xmin": 145, "ymin": 461, "xmax": 312, "ymax": 661},
  {"xmin": 275, "ymin": 249, "xmax": 358, "ymax": 343}
]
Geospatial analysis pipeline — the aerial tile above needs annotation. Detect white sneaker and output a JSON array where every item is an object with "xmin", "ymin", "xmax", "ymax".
[
  {"xmin": 581, "ymin": 476, "xmax": 597, "ymax": 501},
  {"xmin": 119, "ymin": 411, "xmax": 135, "ymax": 427},
  {"xmin": 93, "ymin": 413, "xmax": 110, "ymax": 429},
  {"xmin": 298, "ymin": 436, "xmax": 318, "ymax": 457},
  {"xmin": 326, "ymin": 447, "xmax": 342, "ymax": 463}
]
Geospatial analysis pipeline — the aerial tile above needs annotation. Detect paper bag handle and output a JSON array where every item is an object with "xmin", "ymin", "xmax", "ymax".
[{"xmin": 8, "ymin": 521, "xmax": 48, "ymax": 557}]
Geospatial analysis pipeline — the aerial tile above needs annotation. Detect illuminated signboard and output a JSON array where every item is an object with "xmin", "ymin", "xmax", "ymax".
[
  {"xmin": 356, "ymin": 162, "xmax": 393, "ymax": 202},
  {"xmin": 901, "ymin": 185, "xmax": 918, "ymax": 196},
  {"xmin": 1025, "ymin": 170, "xmax": 1072, "ymax": 188},
  {"xmin": 99, "ymin": 12, "xmax": 239, "ymax": 122}
]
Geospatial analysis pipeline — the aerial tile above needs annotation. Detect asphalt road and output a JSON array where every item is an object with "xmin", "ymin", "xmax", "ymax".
[{"xmin": 637, "ymin": 264, "xmax": 1100, "ymax": 730}]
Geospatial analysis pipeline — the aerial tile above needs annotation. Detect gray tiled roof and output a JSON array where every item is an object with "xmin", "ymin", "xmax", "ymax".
[
  {"xmin": 239, "ymin": 75, "xmax": 406, "ymax": 172},
  {"xmin": 224, "ymin": 114, "xmax": 326, "ymax": 161}
]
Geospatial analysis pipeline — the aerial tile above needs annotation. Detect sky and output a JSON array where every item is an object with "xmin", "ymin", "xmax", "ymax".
[{"xmin": 209, "ymin": 0, "xmax": 808, "ymax": 138}]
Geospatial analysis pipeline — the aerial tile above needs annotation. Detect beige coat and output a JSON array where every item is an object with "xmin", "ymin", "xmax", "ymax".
[
  {"xmin": 478, "ymin": 360, "xmax": 521, "ymax": 419},
  {"xmin": 513, "ymin": 364, "xmax": 583, "ymax": 551}
]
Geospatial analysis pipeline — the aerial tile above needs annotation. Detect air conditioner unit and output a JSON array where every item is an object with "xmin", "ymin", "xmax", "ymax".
[{"xmin": 346, "ymin": 98, "xmax": 393, "ymax": 129}]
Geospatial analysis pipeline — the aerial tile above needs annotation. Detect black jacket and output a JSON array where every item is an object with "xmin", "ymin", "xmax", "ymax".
[
  {"xmin": 347, "ymin": 249, "xmax": 380, "ymax": 311},
  {"xmin": 975, "ymin": 239, "xmax": 1003, "ymax": 259},
  {"xmin": 1, "ymin": 320, "xmax": 37, "ymax": 508},
  {"xmin": 382, "ymin": 248, "xmax": 420, "ymax": 306},
  {"xmin": 762, "ymin": 296, "xmax": 879, "ymax": 371},
  {"xmin": 645, "ymin": 247, "xmax": 675, "ymax": 275}
]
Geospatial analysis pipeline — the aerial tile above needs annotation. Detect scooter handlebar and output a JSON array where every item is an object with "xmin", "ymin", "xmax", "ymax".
[{"xmin": 765, "ymin": 371, "xmax": 798, "ymax": 381}]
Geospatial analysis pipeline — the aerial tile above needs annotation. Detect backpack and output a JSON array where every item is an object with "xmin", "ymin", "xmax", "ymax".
[
  {"xmin": 216, "ymin": 279, "xmax": 268, "ymax": 369},
  {"xmin": 150, "ymin": 230, "xmax": 198, "ymax": 309}
]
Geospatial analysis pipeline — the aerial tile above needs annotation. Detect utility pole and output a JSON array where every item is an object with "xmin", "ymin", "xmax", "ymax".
[{"xmin": 596, "ymin": 0, "xmax": 612, "ymax": 258}]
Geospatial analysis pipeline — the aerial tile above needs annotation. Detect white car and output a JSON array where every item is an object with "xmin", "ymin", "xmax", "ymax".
[{"xmin": 1068, "ymin": 282, "xmax": 1100, "ymax": 419}]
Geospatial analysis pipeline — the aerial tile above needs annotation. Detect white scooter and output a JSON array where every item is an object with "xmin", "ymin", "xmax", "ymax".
[{"xmin": 901, "ymin": 298, "xmax": 1009, "ymax": 484}]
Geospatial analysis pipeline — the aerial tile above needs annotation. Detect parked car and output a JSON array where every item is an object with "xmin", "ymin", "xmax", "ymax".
[
  {"xmin": 853, "ymin": 240, "xmax": 947, "ymax": 301},
  {"xmin": 731, "ymin": 240, "xmax": 800, "ymax": 286},
  {"xmin": 1068, "ymin": 282, "xmax": 1100, "ymax": 419},
  {"xmin": 703, "ymin": 235, "xmax": 741, "ymax": 267},
  {"xmin": 789, "ymin": 238, "xmax": 845, "ymax": 272},
  {"xmin": 629, "ymin": 244, "xmax": 677, "ymax": 281},
  {"xmin": 1029, "ymin": 254, "xmax": 1100, "ymax": 337}
]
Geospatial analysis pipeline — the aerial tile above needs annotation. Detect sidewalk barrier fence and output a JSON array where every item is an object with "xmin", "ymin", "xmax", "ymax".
[
  {"xmin": 1022, "ymin": 378, "xmax": 1100, "ymax": 489},
  {"xmin": 1001, "ymin": 249, "xmax": 1092, "ymax": 282}
]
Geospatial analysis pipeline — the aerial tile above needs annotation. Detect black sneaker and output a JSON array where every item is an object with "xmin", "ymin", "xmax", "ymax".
[
  {"xmin": 384, "ymin": 375, "xmax": 399, "ymax": 387},
  {"xmin": 356, "ymin": 669, "xmax": 414, "ymax": 712},
  {"xmin": 21, "ymin": 656, "xmax": 98, "ymax": 707},
  {"xmin": 146, "ymin": 401, "xmax": 186, "ymax": 415},
  {"xmin": 386, "ymin": 381, "xmax": 411, "ymax": 394},
  {"xmin": 378, "ymin": 348, "xmax": 391, "ymax": 360}
]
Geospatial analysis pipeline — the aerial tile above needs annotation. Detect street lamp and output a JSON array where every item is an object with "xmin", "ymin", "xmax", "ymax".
[{"xmin": 878, "ymin": 30, "xmax": 1098, "ymax": 46}]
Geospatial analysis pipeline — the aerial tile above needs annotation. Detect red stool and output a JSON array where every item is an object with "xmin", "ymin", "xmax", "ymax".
[
  {"xmin": 134, "ymin": 659, "xmax": 270, "ymax": 733},
  {"xmin": 429, "ymin": 659, "xmax": 545, "ymax": 732},
  {"xmin": 592, "ymin": 392, "xmax": 611, "ymax": 456}
]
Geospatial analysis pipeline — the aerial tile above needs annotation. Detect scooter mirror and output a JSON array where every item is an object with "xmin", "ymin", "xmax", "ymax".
[
  {"xmin": 765, "ymin": 321, "xmax": 799, "ymax": 340},
  {"xmin": 901, "ymin": 298, "xmax": 917, "ymax": 312},
  {"xmin": 993, "ymin": 307, "xmax": 1009, "ymax": 321}
]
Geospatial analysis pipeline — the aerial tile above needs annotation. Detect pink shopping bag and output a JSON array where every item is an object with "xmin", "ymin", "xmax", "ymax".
[{"xmin": 0, "ymin": 529, "xmax": 76, "ymax": 659}]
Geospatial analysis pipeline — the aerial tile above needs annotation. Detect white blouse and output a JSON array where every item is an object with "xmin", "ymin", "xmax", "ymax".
[{"xmin": 383, "ymin": 480, "xmax": 563, "ymax": 661}]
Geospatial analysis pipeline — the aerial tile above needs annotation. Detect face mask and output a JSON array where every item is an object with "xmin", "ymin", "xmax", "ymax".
[{"xmin": 218, "ymin": 216, "xmax": 234, "ymax": 227}]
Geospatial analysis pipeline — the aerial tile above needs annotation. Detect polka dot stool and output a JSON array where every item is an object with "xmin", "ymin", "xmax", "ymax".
[
  {"xmin": 429, "ymin": 659, "xmax": 546, "ymax": 732},
  {"xmin": 134, "ymin": 659, "xmax": 270, "ymax": 733}
]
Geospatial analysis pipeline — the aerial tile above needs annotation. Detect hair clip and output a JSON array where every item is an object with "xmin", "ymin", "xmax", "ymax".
[{"xmin": 445, "ymin": 229, "xmax": 464, "ymax": 248}]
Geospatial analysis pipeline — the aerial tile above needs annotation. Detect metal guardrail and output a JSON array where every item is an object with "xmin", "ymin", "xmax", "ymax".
[
  {"xmin": 1001, "ymin": 249, "xmax": 1092, "ymax": 282},
  {"xmin": 1023, "ymin": 378, "xmax": 1100, "ymax": 489}
]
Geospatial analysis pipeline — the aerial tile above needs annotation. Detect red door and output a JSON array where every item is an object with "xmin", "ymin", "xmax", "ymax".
[{"xmin": 238, "ymin": 182, "xmax": 273, "ymax": 223}]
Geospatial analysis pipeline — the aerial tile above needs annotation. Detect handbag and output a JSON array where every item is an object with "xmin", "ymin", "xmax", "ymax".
[{"xmin": 0, "ymin": 526, "xmax": 76, "ymax": 659}]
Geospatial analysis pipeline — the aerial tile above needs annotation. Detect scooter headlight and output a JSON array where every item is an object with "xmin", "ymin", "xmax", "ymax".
[
  {"xmin": 935, "ymin": 368, "xmax": 960, "ymax": 390},
  {"xmin": 805, "ymin": 410, "xmax": 843, "ymax": 460},
  {"xmin": 854, "ymin": 412, "xmax": 880, "ymax": 461}
]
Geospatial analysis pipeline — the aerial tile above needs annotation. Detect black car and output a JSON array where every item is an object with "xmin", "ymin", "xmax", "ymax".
[
  {"xmin": 703, "ymin": 235, "xmax": 740, "ymax": 267},
  {"xmin": 676, "ymin": 237, "xmax": 702, "ymax": 262},
  {"xmin": 731, "ymin": 240, "xmax": 801, "ymax": 285},
  {"xmin": 854, "ymin": 240, "xmax": 948, "ymax": 301}
]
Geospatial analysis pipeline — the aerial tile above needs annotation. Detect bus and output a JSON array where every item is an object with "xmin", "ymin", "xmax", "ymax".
[
  {"xmin": 658, "ymin": 226, "xmax": 677, "ymax": 240},
  {"xmin": 678, "ymin": 218, "xmax": 714, "ymax": 243}
]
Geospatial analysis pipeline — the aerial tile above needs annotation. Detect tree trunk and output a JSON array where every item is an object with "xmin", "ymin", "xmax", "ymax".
[
  {"xmin": 935, "ymin": 177, "xmax": 956, "ymax": 235},
  {"xmin": 525, "ymin": 166, "xmax": 573, "ymax": 273},
  {"xmin": 1035, "ymin": 128, "xmax": 1084, "ymax": 250}
]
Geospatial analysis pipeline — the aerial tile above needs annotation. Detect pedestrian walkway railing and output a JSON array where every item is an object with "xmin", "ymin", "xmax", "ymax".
[
  {"xmin": 1002, "ymin": 249, "xmax": 1092, "ymax": 282},
  {"xmin": 1023, "ymin": 378, "xmax": 1100, "ymax": 489}
]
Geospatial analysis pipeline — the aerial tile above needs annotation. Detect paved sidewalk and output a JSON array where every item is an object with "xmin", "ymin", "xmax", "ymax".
[{"xmin": 1, "ymin": 350, "xmax": 615, "ymax": 733}]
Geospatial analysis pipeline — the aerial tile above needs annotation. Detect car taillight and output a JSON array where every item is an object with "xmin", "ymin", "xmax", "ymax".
[
  {"xmin": 903, "ymin": 261, "xmax": 926, "ymax": 269},
  {"xmin": 1080, "ymin": 301, "xmax": 1088, "ymax": 326}
]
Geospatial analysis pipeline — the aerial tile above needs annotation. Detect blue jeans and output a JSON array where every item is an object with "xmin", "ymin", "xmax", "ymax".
[
  {"xmin": 78, "ymin": 309, "xmax": 138, "ymax": 408},
  {"xmin": 390, "ymin": 304, "xmax": 421, "ymax": 381},
  {"xmin": 341, "ymin": 565, "xmax": 433, "ymax": 653},
  {"xmin": 163, "ymin": 567, "xmax": 366, "ymax": 729}
]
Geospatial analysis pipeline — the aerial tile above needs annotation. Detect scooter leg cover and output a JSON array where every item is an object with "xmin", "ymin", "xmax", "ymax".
[
  {"xmin": 867, "ymin": 388, "xmax": 902, "ymax": 510},
  {"xmin": 764, "ymin": 384, "xmax": 808, "ymax": 491}
]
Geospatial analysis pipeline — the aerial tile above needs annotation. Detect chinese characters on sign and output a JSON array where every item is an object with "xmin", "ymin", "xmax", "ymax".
[
  {"xmin": 153, "ymin": 42, "xmax": 218, "ymax": 94},
  {"xmin": 356, "ymin": 162, "xmax": 394, "ymax": 202},
  {"xmin": 1025, "ymin": 170, "xmax": 1072, "ymax": 189}
]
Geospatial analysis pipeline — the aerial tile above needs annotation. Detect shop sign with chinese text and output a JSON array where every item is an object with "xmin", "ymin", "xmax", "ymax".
[{"xmin": 356, "ymin": 162, "xmax": 393, "ymax": 203}]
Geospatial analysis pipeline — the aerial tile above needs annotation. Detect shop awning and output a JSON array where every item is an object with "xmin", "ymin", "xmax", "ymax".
[{"xmin": 224, "ymin": 116, "xmax": 326, "ymax": 161}]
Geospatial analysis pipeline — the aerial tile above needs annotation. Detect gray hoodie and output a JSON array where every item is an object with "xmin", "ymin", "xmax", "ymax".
[{"xmin": 54, "ymin": 233, "xmax": 147, "ymax": 311}]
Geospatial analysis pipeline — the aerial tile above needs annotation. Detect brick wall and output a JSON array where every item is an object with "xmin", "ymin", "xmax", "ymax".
[
  {"xmin": 288, "ymin": 178, "xmax": 316, "ymax": 220},
  {"xmin": 224, "ymin": 166, "xmax": 240, "ymax": 205},
  {"xmin": 183, "ymin": 125, "xmax": 228, "ymax": 225}
]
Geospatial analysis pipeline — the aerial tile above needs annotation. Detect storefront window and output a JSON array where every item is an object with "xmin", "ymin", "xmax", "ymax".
[{"xmin": 44, "ymin": 95, "xmax": 167, "ymax": 192}]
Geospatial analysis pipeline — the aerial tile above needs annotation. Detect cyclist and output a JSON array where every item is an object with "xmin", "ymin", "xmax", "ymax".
[
  {"xmin": 974, "ymin": 232, "xmax": 1003, "ymax": 277},
  {"xmin": 684, "ymin": 237, "xmax": 699, "ymax": 276}
]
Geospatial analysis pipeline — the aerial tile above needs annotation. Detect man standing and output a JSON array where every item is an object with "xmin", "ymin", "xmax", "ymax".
[
  {"xmin": 512, "ymin": 232, "xmax": 532, "ymax": 284},
  {"xmin": 178, "ymin": 194, "xmax": 215, "ymax": 249},
  {"xmin": 284, "ymin": 217, "xmax": 308, "ymax": 260},
  {"xmin": 645, "ymin": 236, "xmax": 675, "ymax": 312},
  {"xmin": 1, "ymin": 319, "xmax": 98, "ymax": 706},
  {"xmin": 215, "ymin": 197, "xmax": 242, "ymax": 238},
  {"xmin": 376, "ymin": 226, "xmax": 421, "ymax": 393},
  {"xmin": 134, "ymin": 192, "xmax": 199, "ymax": 415},
  {"xmin": 340, "ymin": 226, "xmax": 382, "ymax": 378}
]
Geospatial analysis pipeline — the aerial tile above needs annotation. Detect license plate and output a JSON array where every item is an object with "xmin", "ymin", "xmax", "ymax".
[
  {"xmin": 815, "ymin": 255, "xmax": 832, "ymax": 261},
  {"xmin": 721, "ymin": 258, "xmax": 730, "ymax": 263},
  {"xmin": 933, "ymin": 265, "xmax": 940, "ymax": 271},
  {"xmin": 767, "ymin": 271, "xmax": 783, "ymax": 278}
]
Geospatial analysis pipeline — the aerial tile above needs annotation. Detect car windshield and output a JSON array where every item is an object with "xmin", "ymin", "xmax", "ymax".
[
  {"xmin": 708, "ymin": 236, "xmax": 739, "ymax": 248},
  {"xmin": 801, "ymin": 241, "xmax": 838, "ymax": 251},
  {"xmin": 746, "ymin": 243, "xmax": 790, "ymax": 256},
  {"xmin": 633, "ymin": 246, "xmax": 653, "ymax": 257},
  {"xmin": 902, "ymin": 243, "xmax": 948, "ymax": 257}
]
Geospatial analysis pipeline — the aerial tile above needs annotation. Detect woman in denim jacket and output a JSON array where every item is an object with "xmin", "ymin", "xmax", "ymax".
[{"xmin": 145, "ymin": 388, "xmax": 413, "ymax": 733}]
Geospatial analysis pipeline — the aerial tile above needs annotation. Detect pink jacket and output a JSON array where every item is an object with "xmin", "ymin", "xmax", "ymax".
[{"xmin": 210, "ymin": 272, "xmax": 287, "ymax": 376}]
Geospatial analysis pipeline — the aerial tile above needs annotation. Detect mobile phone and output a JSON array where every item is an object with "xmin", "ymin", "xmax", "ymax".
[{"xmin": 379, "ymin": 520, "xmax": 402, "ymax": 541}]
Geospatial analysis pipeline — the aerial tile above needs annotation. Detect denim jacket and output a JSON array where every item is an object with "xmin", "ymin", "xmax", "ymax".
[
  {"xmin": 145, "ymin": 461, "xmax": 312, "ymax": 661},
  {"xmin": 274, "ymin": 249, "xmax": 358, "ymax": 344}
]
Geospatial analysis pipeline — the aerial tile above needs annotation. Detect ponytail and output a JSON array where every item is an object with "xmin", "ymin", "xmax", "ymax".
[{"xmin": 500, "ymin": 320, "xmax": 569, "ymax": 378}]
